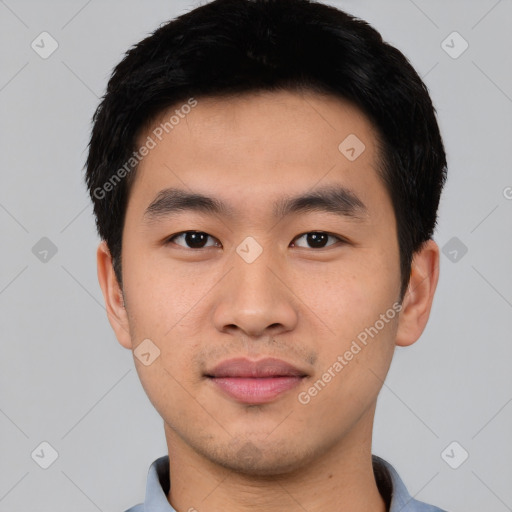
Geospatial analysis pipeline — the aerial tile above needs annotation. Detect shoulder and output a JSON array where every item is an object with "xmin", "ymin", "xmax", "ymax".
[
  {"xmin": 122, "ymin": 455, "xmax": 171, "ymax": 512},
  {"xmin": 372, "ymin": 455, "xmax": 449, "ymax": 512},
  {"xmin": 406, "ymin": 501, "xmax": 449, "ymax": 511}
]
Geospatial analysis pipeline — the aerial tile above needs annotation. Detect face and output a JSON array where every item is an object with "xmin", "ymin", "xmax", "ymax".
[{"xmin": 99, "ymin": 90, "xmax": 434, "ymax": 476}]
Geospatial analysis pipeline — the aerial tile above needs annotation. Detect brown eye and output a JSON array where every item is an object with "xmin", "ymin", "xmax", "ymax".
[
  {"xmin": 291, "ymin": 232, "xmax": 343, "ymax": 249},
  {"xmin": 167, "ymin": 231, "xmax": 220, "ymax": 249}
]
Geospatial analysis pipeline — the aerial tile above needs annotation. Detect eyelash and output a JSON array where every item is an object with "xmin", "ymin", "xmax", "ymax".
[{"xmin": 165, "ymin": 231, "xmax": 348, "ymax": 250}]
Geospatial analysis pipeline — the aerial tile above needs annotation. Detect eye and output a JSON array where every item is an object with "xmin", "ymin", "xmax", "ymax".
[
  {"xmin": 290, "ymin": 231, "xmax": 345, "ymax": 249},
  {"xmin": 166, "ymin": 231, "xmax": 221, "ymax": 249},
  {"xmin": 165, "ymin": 230, "xmax": 346, "ymax": 250}
]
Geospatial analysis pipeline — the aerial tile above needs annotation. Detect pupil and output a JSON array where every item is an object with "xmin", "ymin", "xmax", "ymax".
[
  {"xmin": 186, "ymin": 232, "xmax": 207, "ymax": 248},
  {"xmin": 184, "ymin": 232, "xmax": 328, "ymax": 249},
  {"xmin": 308, "ymin": 232, "xmax": 327, "ymax": 247}
]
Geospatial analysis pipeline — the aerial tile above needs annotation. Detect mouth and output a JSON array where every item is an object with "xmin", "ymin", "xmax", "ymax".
[{"xmin": 205, "ymin": 357, "xmax": 308, "ymax": 404}]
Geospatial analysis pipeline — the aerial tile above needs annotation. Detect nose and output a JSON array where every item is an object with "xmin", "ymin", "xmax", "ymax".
[{"xmin": 212, "ymin": 245, "xmax": 299, "ymax": 339}]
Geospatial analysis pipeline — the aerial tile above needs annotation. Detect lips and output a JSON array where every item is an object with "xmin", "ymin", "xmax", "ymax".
[
  {"xmin": 206, "ymin": 357, "xmax": 307, "ymax": 378},
  {"xmin": 206, "ymin": 357, "xmax": 308, "ymax": 404}
]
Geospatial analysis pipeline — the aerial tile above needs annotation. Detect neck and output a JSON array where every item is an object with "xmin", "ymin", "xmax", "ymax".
[{"xmin": 164, "ymin": 405, "xmax": 387, "ymax": 512}]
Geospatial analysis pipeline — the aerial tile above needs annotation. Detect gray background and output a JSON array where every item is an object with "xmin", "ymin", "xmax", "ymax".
[{"xmin": 1, "ymin": 0, "xmax": 511, "ymax": 510}]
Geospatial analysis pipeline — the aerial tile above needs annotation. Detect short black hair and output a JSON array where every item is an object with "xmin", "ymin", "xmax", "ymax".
[{"xmin": 85, "ymin": 0, "xmax": 447, "ymax": 301}]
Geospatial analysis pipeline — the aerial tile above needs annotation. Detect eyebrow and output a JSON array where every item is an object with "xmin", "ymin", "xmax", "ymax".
[{"xmin": 143, "ymin": 185, "xmax": 368, "ymax": 224}]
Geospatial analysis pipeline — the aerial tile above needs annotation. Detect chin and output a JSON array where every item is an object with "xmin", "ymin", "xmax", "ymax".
[{"xmin": 207, "ymin": 440, "xmax": 315, "ymax": 477}]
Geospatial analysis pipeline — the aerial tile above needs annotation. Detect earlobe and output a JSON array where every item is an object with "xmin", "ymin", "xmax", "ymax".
[
  {"xmin": 96, "ymin": 241, "xmax": 132, "ymax": 349},
  {"xmin": 395, "ymin": 239, "xmax": 440, "ymax": 347}
]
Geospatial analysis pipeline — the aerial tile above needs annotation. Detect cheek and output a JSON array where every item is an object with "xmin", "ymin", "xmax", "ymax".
[
  {"xmin": 122, "ymin": 248, "xmax": 213, "ymax": 336},
  {"xmin": 122, "ymin": 256, "xmax": 216, "ymax": 387},
  {"xmin": 299, "ymin": 310, "xmax": 398, "ymax": 424},
  {"xmin": 292, "ymin": 254, "xmax": 399, "ymax": 328},
  {"xmin": 292, "ymin": 255, "xmax": 400, "ymax": 386}
]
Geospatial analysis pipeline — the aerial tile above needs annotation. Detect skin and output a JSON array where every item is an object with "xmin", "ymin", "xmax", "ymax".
[{"xmin": 97, "ymin": 90, "xmax": 439, "ymax": 512}]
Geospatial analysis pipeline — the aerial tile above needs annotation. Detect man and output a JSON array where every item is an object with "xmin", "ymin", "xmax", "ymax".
[{"xmin": 85, "ymin": 0, "xmax": 448, "ymax": 510}]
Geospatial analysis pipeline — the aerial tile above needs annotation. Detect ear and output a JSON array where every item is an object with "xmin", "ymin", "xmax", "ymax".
[
  {"xmin": 395, "ymin": 239, "xmax": 440, "ymax": 347},
  {"xmin": 96, "ymin": 240, "xmax": 132, "ymax": 349}
]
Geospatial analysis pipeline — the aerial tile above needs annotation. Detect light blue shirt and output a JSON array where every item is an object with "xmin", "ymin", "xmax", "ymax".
[{"xmin": 125, "ymin": 454, "xmax": 447, "ymax": 511}]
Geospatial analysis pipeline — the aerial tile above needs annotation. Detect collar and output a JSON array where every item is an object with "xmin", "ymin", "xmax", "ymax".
[{"xmin": 128, "ymin": 454, "xmax": 445, "ymax": 511}]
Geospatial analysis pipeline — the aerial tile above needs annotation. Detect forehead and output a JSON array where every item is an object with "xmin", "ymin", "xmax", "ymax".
[{"xmin": 127, "ymin": 90, "xmax": 388, "ymax": 222}]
